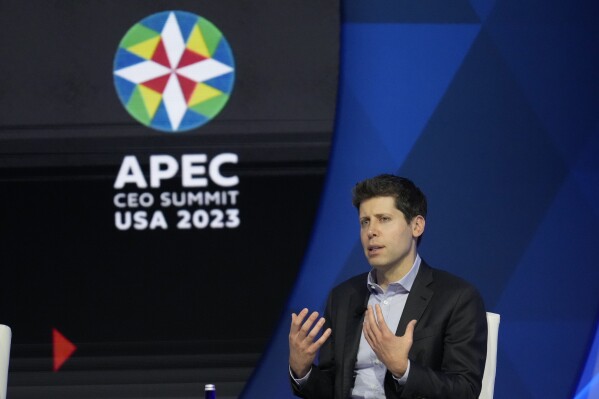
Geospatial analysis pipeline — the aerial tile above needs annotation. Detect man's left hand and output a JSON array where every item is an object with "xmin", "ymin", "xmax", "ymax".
[{"xmin": 363, "ymin": 304, "xmax": 417, "ymax": 378}]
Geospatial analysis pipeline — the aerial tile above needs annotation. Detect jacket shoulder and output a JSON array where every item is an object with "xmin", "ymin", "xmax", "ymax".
[
  {"xmin": 419, "ymin": 261, "xmax": 479, "ymax": 295},
  {"xmin": 330, "ymin": 272, "xmax": 368, "ymax": 297},
  {"xmin": 423, "ymin": 262, "xmax": 484, "ymax": 300}
]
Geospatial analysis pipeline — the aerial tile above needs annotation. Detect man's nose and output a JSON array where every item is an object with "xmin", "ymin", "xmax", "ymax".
[{"xmin": 368, "ymin": 227, "xmax": 378, "ymax": 238}]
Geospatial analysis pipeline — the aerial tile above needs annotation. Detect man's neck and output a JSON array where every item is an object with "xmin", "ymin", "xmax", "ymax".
[{"xmin": 375, "ymin": 253, "xmax": 417, "ymax": 290}]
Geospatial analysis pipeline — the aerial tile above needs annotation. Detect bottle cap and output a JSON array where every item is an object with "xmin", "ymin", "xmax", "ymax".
[{"xmin": 205, "ymin": 384, "xmax": 216, "ymax": 391}]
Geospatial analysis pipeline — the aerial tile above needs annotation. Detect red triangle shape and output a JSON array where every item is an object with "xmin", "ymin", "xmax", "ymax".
[
  {"xmin": 177, "ymin": 74, "xmax": 197, "ymax": 103},
  {"xmin": 152, "ymin": 39, "xmax": 171, "ymax": 67},
  {"xmin": 53, "ymin": 328, "xmax": 77, "ymax": 372},
  {"xmin": 177, "ymin": 48, "xmax": 207, "ymax": 68},
  {"xmin": 142, "ymin": 74, "xmax": 170, "ymax": 94}
]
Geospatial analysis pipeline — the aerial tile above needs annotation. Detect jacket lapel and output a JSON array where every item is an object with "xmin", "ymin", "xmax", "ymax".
[{"xmin": 395, "ymin": 262, "xmax": 433, "ymax": 336}]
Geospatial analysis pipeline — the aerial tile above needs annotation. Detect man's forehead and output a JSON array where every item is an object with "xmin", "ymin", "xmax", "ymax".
[{"xmin": 358, "ymin": 196, "xmax": 401, "ymax": 216}]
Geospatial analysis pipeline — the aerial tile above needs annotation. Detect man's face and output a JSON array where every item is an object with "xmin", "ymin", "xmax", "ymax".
[{"xmin": 358, "ymin": 196, "xmax": 424, "ymax": 274}]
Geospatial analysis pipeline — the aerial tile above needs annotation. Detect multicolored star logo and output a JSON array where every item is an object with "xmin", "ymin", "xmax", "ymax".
[{"xmin": 113, "ymin": 11, "xmax": 235, "ymax": 132}]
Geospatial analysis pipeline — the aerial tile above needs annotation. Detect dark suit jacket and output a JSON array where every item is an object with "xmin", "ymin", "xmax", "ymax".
[{"xmin": 292, "ymin": 261, "xmax": 487, "ymax": 399}]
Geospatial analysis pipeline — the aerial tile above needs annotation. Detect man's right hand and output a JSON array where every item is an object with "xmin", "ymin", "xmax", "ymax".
[{"xmin": 289, "ymin": 308, "xmax": 332, "ymax": 379}]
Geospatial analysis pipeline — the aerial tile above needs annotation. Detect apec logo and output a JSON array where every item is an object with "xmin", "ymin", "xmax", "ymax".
[{"xmin": 113, "ymin": 11, "xmax": 235, "ymax": 132}]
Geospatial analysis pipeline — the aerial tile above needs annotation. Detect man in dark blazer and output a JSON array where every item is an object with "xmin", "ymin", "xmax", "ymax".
[{"xmin": 289, "ymin": 175, "xmax": 487, "ymax": 398}]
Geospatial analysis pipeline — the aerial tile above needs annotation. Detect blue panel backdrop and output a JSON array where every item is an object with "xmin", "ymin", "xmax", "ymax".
[{"xmin": 242, "ymin": 0, "xmax": 599, "ymax": 398}]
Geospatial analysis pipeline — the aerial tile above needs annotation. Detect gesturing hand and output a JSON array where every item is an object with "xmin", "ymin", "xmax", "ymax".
[
  {"xmin": 289, "ymin": 308, "xmax": 332, "ymax": 379},
  {"xmin": 363, "ymin": 304, "xmax": 417, "ymax": 378}
]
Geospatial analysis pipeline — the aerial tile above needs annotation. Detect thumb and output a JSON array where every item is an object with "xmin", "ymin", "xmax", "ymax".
[{"xmin": 404, "ymin": 319, "xmax": 417, "ymax": 338}]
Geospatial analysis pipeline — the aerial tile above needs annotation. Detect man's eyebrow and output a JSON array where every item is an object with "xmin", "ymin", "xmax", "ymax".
[{"xmin": 360, "ymin": 213, "xmax": 390, "ymax": 219}]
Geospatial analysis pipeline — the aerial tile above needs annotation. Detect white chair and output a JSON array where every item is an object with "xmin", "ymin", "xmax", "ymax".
[
  {"xmin": 479, "ymin": 312, "xmax": 500, "ymax": 399},
  {"xmin": 0, "ymin": 325, "xmax": 11, "ymax": 399}
]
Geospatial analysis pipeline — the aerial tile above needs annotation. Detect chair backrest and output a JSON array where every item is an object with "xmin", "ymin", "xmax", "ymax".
[
  {"xmin": 0, "ymin": 324, "xmax": 11, "ymax": 399},
  {"xmin": 479, "ymin": 312, "xmax": 500, "ymax": 399}
]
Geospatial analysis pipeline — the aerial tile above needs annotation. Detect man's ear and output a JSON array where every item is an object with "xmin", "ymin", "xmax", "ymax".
[{"xmin": 412, "ymin": 215, "xmax": 425, "ymax": 238}]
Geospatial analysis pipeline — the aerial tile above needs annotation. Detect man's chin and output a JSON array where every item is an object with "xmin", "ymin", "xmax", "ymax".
[{"xmin": 368, "ymin": 261, "xmax": 389, "ymax": 270}]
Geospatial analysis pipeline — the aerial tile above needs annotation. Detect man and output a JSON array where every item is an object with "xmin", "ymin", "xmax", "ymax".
[{"xmin": 289, "ymin": 174, "xmax": 487, "ymax": 398}]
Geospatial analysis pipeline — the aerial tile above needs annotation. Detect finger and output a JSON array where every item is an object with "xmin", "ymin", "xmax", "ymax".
[
  {"xmin": 310, "ymin": 327, "xmax": 332, "ymax": 350},
  {"xmin": 306, "ymin": 317, "xmax": 326, "ymax": 340},
  {"xmin": 363, "ymin": 308, "xmax": 378, "ymax": 341},
  {"xmin": 374, "ymin": 304, "xmax": 391, "ymax": 333},
  {"xmin": 295, "ymin": 308, "xmax": 309, "ymax": 324},
  {"xmin": 299, "ymin": 311, "xmax": 320, "ymax": 336},
  {"xmin": 366, "ymin": 306, "xmax": 380, "ymax": 332},
  {"xmin": 362, "ymin": 319, "xmax": 371, "ymax": 339},
  {"xmin": 403, "ymin": 319, "xmax": 417, "ymax": 339},
  {"xmin": 290, "ymin": 308, "xmax": 309, "ymax": 333}
]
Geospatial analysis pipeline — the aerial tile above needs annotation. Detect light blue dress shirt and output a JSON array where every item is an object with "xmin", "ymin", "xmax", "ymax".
[{"xmin": 351, "ymin": 255, "xmax": 421, "ymax": 399}]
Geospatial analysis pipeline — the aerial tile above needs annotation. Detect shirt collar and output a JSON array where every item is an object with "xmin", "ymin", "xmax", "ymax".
[{"xmin": 367, "ymin": 254, "xmax": 422, "ymax": 293}]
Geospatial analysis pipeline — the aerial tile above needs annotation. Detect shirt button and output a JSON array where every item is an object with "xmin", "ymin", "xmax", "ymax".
[{"xmin": 383, "ymin": 300, "xmax": 389, "ymax": 305}]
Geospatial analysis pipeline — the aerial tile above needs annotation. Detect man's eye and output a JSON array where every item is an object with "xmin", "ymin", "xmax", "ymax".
[
  {"xmin": 361, "ymin": 220, "xmax": 369, "ymax": 226},
  {"xmin": 380, "ymin": 216, "xmax": 390, "ymax": 222}
]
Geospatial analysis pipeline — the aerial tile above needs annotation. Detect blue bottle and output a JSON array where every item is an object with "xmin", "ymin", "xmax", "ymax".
[{"xmin": 205, "ymin": 384, "xmax": 216, "ymax": 399}]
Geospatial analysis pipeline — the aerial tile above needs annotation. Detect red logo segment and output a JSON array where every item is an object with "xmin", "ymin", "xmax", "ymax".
[{"xmin": 52, "ymin": 328, "xmax": 77, "ymax": 372}]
